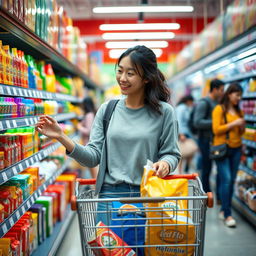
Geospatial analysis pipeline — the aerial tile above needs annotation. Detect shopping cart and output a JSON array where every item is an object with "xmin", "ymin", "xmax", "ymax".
[{"xmin": 71, "ymin": 173, "xmax": 213, "ymax": 256}]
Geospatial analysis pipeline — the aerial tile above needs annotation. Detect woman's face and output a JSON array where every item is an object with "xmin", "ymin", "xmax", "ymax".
[
  {"xmin": 116, "ymin": 55, "xmax": 146, "ymax": 96},
  {"xmin": 228, "ymin": 91, "xmax": 242, "ymax": 106}
]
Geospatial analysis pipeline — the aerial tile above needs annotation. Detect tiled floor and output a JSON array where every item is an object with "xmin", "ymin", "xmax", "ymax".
[{"xmin": 56, "ymin": 205, "xmax": 256, "ymax": 256}]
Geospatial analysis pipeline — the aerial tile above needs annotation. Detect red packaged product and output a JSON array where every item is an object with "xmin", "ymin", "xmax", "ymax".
[
  {"xmin": 0, "ymin": 190, "xmax": 11, "ymax": 218},
  {"xmin": 88, "ymin": 221, "xmax": 136, "ymax": 256}
]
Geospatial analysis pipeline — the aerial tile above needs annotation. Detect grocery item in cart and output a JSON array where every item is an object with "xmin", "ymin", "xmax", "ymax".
[
  {"xmin": 111, "ymin": 201, "xmax": 146, "ymax": 255},
  {"xmin": 141, "ymin": 160, "xmax": 195, "ymax": 256},
  {"xmin": 88, "ymin": 221, "xmax": 136, "ymax": 256}
]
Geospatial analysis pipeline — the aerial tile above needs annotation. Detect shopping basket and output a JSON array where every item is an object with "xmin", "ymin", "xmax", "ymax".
[{"xmin": 71, "ymin": 173, "xmax": 213, "ymax": 256}]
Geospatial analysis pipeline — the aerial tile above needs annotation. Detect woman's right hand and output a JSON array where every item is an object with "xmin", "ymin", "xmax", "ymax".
[
  {"xmin": 35, "ymin": 115, "xmax": 63, "ymax": 139},
  {"xmin": 231, "ymin": 118, "xmax": 245, "ymax": 128}
]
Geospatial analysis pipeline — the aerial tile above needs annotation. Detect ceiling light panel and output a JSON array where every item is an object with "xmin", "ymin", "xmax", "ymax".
[
  {"xmin": 93, "ymin": 6, "xmax": 194, "ymax": 13},
  {"xmin": 109, "ymin": 48, "xmax": 163, "ymax": 59},
  {"xmin": 103, "ymin": 32, "xmax": 175, "ymax": 40},
  {"xmin": 100, "ymin": 23, "xmax": 180, "ymax": 31},
  {"xmin": 105, "ymin": 41, "xmax": 169, "ymax": 49}
]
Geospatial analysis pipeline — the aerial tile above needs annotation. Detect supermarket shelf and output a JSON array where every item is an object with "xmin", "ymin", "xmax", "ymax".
[
  {"xmin": 239, "ymin": 164, "xmax": 256, "ymax": 178},
  {"xmin": 223, "ymin": 72, "xmax": 256, "ymax": 83},
  {"xmin": 242, "ymin": 139, "xmax": 256, "ymax": 149},
  {"xmin": 31, "ymin": 204, "xmax": 75, "ymax": 256},
  {"xmin": 243, "ymin": 92, "xmax": 256, "ymax": 99},
  {"xmin": 0, "ymin": 159, "xmax": 71, "ymax": 237},
  {"xmin": 0, "ymin": 133, "xmax": 78, "ymax": 185},
  {"xmin": 244, "ymin": 114, "xmax": 256, "ymax": 122},
  {"xmin": 0, "ymin": 9, "xmax": 97, "ymax": 90},
  {"xmin": 232, "ymin": 196, "xmax": 256, "ymax": 228},
  {"xmin": 0, "ymin": 84, "xmax": 82, "ymax": 103},
  {"xmin": 0, "ymin": 112, "xmax": 77, "ymax": 131},
  {"xmin": 168, "ymin": 29, "xmax": 256, "ymax": 83}
]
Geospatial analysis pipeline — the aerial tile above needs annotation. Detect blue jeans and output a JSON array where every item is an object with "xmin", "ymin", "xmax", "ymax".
[
  {"xmin": 96, "ymin": 183, "xmax": 141, "ymax": 225},
  {"xmin": 215, "ymin": 147, "xmax": 241, "ymax": 218},
  {"xmin": 198, "ymin": 136, "xmax": 221, "ymax": 200}
]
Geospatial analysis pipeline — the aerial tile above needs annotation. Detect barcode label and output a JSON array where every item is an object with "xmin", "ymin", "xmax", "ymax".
[
  {"xmin": 16, "ymin": 211, "xmax": 20, "ymax": 219},
  {"xmin": 2, "ymin": 172, "xmax": 8, "ymax": 182},
  {"xmin": 9, "ymin": 217, "xmax": 14, "ymax": 226},
  {"xmin": 2, "ymin": 224, "xmax": 7, "ymax": 234}
]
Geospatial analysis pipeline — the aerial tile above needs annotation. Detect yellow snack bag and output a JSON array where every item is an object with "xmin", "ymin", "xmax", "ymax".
[{"xmin": 141, "ymin": 160, "xmax": 195, "ymax": 256}]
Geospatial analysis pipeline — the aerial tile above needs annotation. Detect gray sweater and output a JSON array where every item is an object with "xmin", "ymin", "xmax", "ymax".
[
  {"xmin": 68, "ymin": 99, "xmax": 181, "ymax": 194},
  {"xmin": 193, "ymin": 97, "xmax": 218, "ymax": 139}
]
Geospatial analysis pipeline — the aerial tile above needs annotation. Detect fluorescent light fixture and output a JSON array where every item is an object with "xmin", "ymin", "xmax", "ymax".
[
  {"xmin": 103, "ymin": 32, "xmax": 175, "ymax": 40},
  {"xmin": 237, "ymin": 48, "xmax": 256, "ymax": 60},
  {"xmin": 204, "ymin": 59, "xmax": 230, "ymax": 74},
  {"xmin": 105, "ymin": 41, "xmax": 169, "ymax": 49},
  {"xmin": 93, "ymin": 6, "xmax": 194, "ymax": 13},
  {"xmin": 100, "ymin": 23, "xmax": 180, "ymax": 31},
  {"xmin": 109, "ymin": 48, "xmax": 163, "ymax": 59}
]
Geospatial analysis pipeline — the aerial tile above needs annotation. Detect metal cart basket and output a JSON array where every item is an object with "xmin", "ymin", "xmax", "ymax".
[{"xmin": 71, "ymin": 173, "xmax": 213, "ymax": 256}]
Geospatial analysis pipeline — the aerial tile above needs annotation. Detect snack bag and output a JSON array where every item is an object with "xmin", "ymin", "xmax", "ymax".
[
  {"xmin": 88, "ymin": 221, "xmax": 136, "ymax": 256},
  {"xmin": 141, "ymin": 160, "xmax": 195, "ymax": 256},
  {"xmin": 111, "ymin": 202, "xmax": 146, "ymax": 255}
]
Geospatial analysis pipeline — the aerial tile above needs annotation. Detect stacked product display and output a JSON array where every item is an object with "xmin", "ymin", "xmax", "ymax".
[
  {"xmin": 0, "ymin": 1, "xmax": 97, "ymax": 255},
  {"xmin": 168, "ymin": 0, "xmax": 256, "ymax": 226}
]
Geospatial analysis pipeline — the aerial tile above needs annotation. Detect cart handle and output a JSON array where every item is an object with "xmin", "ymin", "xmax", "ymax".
[
  {"xmin": 207, "ymin": 192, "xmax": 214, "ymax": 208},
  {"xmin": 164, "ymin": 173, "xmax": 198, "ymax": 180},
  {"xmin": 76, "ymin": 178, "xmax": 96, "ymax": 185}
]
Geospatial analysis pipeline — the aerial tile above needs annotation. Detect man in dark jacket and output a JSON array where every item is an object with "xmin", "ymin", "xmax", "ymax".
[{"xmin": 193, "ymin": 79, "xmax": 225, "ymax": 196}]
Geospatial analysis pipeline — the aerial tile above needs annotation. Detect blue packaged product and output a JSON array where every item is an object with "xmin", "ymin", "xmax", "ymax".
[{"xmin": 111, "ymin": 201, "xmax": 146, "ymax": 256}]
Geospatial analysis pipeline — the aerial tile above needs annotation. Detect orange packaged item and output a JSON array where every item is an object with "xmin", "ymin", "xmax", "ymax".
[
  {"xmin": 56, "ymin": 174, "xmax": 76, "ymax": 202},
  {"xmin": 0, "ymin": 204, "xmax": 4, "ymax": 222},
  {"xmin": 88, "ymin": 221, "xmax": 136, "ymax": 256}
]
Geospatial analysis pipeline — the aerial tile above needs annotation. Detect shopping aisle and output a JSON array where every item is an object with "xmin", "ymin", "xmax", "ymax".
[{"xmin": 57, "ymin": 204, "xmax": 256, "ymax": 256}]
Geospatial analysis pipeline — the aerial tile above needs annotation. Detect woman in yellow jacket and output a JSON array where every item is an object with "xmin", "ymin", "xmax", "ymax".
[{"xmin": 212, "ymin": 83, "xmax": 245, "ymax": 227}]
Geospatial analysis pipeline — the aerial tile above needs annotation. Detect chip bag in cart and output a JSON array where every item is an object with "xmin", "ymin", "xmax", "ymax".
[
  {"xmin": 141, "ymin": 160, "xmax": 195, "ymax": 256},
  {"xmin": 88, "ymin": 221, "xmax": 136, "ymax": 256}
]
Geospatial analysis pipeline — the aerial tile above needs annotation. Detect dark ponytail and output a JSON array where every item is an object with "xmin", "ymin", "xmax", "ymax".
[{"xmin": 116, "ymin": 45, "xmax": 170, "ymax": 114}]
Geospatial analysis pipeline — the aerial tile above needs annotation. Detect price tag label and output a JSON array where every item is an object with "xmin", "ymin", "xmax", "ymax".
[
  {"xmin": 27, "ymin": 201, "xmax": 31, "ymax": 208},
  {"xmin": 16, "ymin": 211, "xmax": 20, "ymax": 219},
  {"xmin": 0, "ymin": 122, "xmax": 3, "ymax": 131},
  {"xmin": 40, "ymin": 92, "xmax": 43, "ymax": 98},
  {"xmin": 35, "ymin": 155, "xmax": 39, "ymax": 162},
  {"xmin": 25, "ymin": 160, "xmax": 29, "ymax": 167},
  {"xmin": 24, "ymin": 90, "xmax": 28, "ymax": 97},
  {"xmin": 12, "ymin": 87, "xmax": 17, "ymax": 94},
  {"xmin": 12, "ymin": 167, "xmax": 18, "ymax": 175},
  {"xmin": 6, "ymin": 86, "xmax": 11, "ymax": 94},
  {"xmin": 2, "ymin": 172, "xmax": 8, "ymax": 182},
  {"xmin": 2, "ymin": 224, "xmax": 8, "ymax": 234},
  {"xmin": 5, "ymin": 120, "xmax": 10, "ymax": 129},
  {"xmin": 38, "ymin": 190, "xmax": 42, "ymax": 195},
  {"xmin": 0, "ymin": 86, "xmax": 3, "ymax": 94},
  {"xmin": 9, "ymin": 217, "xmax": 14, "ymax": 226},
  {"xmin": 21, "ymin": 206, "xmax": 25, "ymax": 214},
  {"xmin": 43, "ymin": 184, "xmax": 46, "ymax": 190},
  {"xmin": 28, "ymin": 90, "xmax": 32, "ymax": 97},
  {"xmin": 25, "ymin": 119, "xmax": 29, "ymax": 126},
  {"xmin": 12, "ymin": 120, "xmax": 17, "ymax": 127},
  {"xmin": 18, "ymin": 88, "xmax": 22, "ymax": 95},
  {"xmin": 18, "ymin": 163, "xmax": 23, "ymax": 172}
]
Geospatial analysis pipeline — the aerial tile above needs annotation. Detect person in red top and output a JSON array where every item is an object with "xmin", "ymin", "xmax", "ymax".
[{"xmin": 77, "ymin": 97, "xmax": 98, "ymax": 179}]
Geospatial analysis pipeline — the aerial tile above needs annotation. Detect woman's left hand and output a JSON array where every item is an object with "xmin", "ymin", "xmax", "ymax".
[{"xmin": 153, "ymin": 160, "xmax": 170, "ymax": 178}]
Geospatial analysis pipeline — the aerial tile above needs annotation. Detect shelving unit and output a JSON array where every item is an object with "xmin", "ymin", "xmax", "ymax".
[
  {"xmin": 0, "ymin": 158, "xmax": 72, "ymax": 237},
  {"xmin": 31, "ymin": 204, "xmax": 75, "ymax": 256},
  {"xmin": 0, "ymin": 112, "xmax": 76, "ymax": 131},
  {"xmin": 244, "ymin": 115, "xmax": 256, "ymax": 122},
  {"xmin": 0, "ymin": 9, "xmax": 97, "ymax": 89},
  {"xmin": 242, "ymin": 139, "xmax": 256, "ymax": 149},
  {"xmin": 239, "ymin": 164, "xmax": 256, "ymax": 178},
  {"xmin": 0, "ymin": 84, "xmax": 82, "ymax": 103},
  {"xmin": 0, "ymin": 7, "xmax": 91, "ymax": 254}
]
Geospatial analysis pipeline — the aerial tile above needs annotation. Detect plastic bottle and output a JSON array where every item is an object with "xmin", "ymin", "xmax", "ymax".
[
  {"xmin": 11, "ymin": 48, "xmax": 18, "ymax": 86},
  {"xmin": 14, "ymin": 98, "xmax": 25, "ymax": 117},
  {"xmin": 19, "ymin": 50, "xmax": 28, "ymax": 88},
  {"xmin": 4, "ymin": 97, "xmax": 12, "ymax": 118},
  {"xmin": 0, "ymin": 135, "xmax": 11, "ymax": 167},
  {"xmin": 37, "ymin": 61, "xmax": 46, "ymax": 90},
  {"xmin": 2, "ymin": 45, "xmax": 12, "ymax": 85},
  {"xmin": 44, "ymin": 64, "xmax": 56, "ymax": 92}
]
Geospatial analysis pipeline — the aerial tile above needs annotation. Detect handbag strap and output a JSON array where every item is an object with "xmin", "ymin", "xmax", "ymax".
[
  {"xmin": 103, "ymin": 99, "xmax": 119, "ymax": 173},
  {"xmin": 221, "ymin": 105, "xmax": 230, "ymax": 141}
]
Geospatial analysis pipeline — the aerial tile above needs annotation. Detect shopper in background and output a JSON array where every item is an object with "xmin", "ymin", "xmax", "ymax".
[
  {"xmin": 35, "ymin": 45, "xmax": 181, "ymax": 223},
  {"xmin": 193, "ymin": 79, "xmax": 225, "ymax": 198},
  {"xmin": 176, "ymin": 95, "xmax": 198, "ymax": 173},
  {"xmin": 77, "ymin": 96, "xmax": 98, "ymax": 179},
  {"xmin": 212, "ymin": 83, "xmax": 245, "ymax": 227}
]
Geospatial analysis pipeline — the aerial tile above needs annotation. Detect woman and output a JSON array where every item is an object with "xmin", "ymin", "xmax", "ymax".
[
  {"xmin": 77, "ymin": 96, "xmax": 98, "ymax": 179},
  {"xmin": 35, "ymin": 45, "xmax": 181, "ymax": 221},
  {"xmin": 212, "ymin": 83, "xmax": 245, "ymax": 227},
  {"xmin": 176, "ymin": 95, "xmax": 197, "ymax": 173}
]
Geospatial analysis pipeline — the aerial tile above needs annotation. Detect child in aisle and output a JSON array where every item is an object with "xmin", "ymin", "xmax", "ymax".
[
  {"xmin": 212, "ymin": 83, "xmax": 245, "ymax": 227},
  {"xmin": 35, "ymin": 46, "xmax": 181, "ymax": 217},
  {"xmin": 77, "ymin": 96, "xmax": 98, "ymax": 179}
]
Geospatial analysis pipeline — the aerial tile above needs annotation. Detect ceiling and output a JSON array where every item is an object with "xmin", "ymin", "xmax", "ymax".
[{"xmin": 57, "ymin": 0, "xmax": 233, "ymax": 20}]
